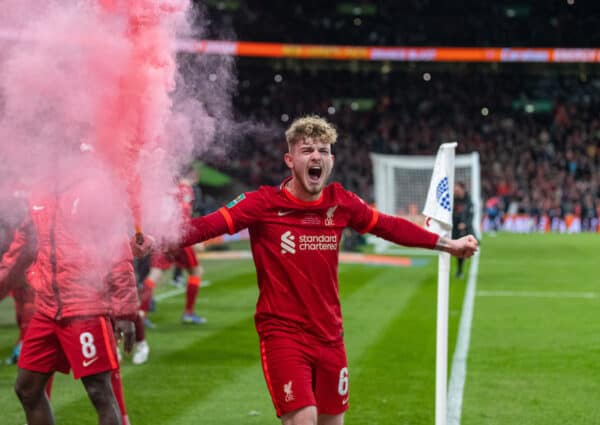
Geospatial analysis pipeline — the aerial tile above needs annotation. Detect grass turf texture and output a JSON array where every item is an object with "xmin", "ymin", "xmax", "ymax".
[{"xmin": 0, "ymin": 233, "xmax": 597, "ymax": 424}]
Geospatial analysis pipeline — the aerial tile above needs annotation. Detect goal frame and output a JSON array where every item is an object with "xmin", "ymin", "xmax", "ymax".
[{"xmin": 369, "ymin": 151, "xmax": 481, "ymax": 253}]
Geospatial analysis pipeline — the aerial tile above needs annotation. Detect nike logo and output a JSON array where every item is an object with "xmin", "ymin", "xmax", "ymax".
[
  {"xmin": 342, "ymin": 397, "xmax": 349, "ymax": 405},
  {"xmin": 83, "ymin": 357, "xmax": 99, "ymax": 367},
  {"xmin": 277, "ymin": 210, "xmax": 294, "ymax": 217},
  {"xmin": 32, "ymin": 205, "xmax": 45, "ymax": 211}
]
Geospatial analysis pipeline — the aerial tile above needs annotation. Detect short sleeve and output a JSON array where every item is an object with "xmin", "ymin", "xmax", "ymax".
[
  {"xmin": 344, "ymin": 189, "xmax": 379, "ymax": 234},
  {"xmin": 220, "ymin": 189, "xmax": 266, "ymax": 234}
]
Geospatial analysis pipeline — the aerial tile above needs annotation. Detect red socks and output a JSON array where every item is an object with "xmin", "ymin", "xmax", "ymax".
[
  {"xmin": 184, "ymin": 275, "xmax": 201, "ymax": 314},
  {"xmin": 140, "ymin": 278, "xmax": 156, "ymax": 312}
]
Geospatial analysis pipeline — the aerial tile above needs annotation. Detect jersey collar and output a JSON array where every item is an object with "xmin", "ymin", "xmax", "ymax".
[{"xmin": 280, "ymin": 177, "xmax": 324, "ymax": 207}]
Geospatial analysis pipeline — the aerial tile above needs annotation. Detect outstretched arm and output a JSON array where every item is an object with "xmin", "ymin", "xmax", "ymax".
[
  {"xmin": 369, "ymin": 212, "xmax": 439, "ymax": 249},
  {"xmin": 130, "ymin": 209, "xmax": 230, "ymax": 258},
  {"xmin": 180, "ymin": 209, "xmax": 231, "ymax": 246},
  {"xmin": 369, "ymin": 212, "xmax": 478, "ymax": 258}
]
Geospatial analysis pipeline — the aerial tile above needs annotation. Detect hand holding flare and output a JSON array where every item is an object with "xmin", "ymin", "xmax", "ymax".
[{"xmin": 130, "ymin": 232, "xmax": 155, "ymax": 258}]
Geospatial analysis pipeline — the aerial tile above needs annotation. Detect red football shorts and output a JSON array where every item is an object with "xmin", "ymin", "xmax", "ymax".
[
  {"xmin": 151, "ymin": 246, "xmax": 198, "ymax": 270},
  {"xmin": 18, "ymin": 312, "xmax": 119, "ymax": 379},
  {"xmin": 260, "ymin": 332, "xmax": 350, "ymax": 417}
]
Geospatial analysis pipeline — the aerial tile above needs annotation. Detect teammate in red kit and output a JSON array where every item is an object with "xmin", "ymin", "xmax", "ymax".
[
  {"xmin": 3, "ymin": 149, "xmax": 138, "ymax": 425},
  {"xmin": 133, "ymin": 116, "xmax": 478, "ymax": 425},
  {"xmin": 0, "ymin": 224, "xmax": 134, "ymax": 425},
  {"xmin": 138, "ymin": 167, "xmax": 206, "ymax": 334}
]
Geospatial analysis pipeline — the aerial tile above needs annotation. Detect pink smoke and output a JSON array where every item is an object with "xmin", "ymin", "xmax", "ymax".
[{"xmin": 0, "ymin": 0, "xmax": 227, "ymax": 250}]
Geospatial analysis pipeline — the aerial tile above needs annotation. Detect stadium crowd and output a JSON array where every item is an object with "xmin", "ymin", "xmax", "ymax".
[
  {"xmin": 206, "ymin": 65, "xmax": 600, "ymax": 232},
  {"xmin": 203, "ymin": 0, "xmax": 600, "ymax": 48}
]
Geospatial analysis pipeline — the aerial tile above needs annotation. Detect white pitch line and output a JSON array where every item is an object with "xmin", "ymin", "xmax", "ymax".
[
  {"xmin": 153, "ymin": 280, "xmax": 212, "ymax": 302},
  {"xmin": 154, "ymin": 288, "xmax": 186, "ymax": 301},
  {"xmin": 477, "ymin": 290, "xmax": 598, "ymax": 299},
  {"xmin": 447, "ymin": 252, "xmax": 480, "ymax": 425}
]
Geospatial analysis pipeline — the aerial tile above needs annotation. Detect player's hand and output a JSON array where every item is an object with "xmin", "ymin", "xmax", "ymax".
[
  {"xmin": 447, "ymin": 235, "xmax": 478, "ymax": 258},
  {"xmin": 114, "ymin": 319, "xmax": 136, "ymax": 354},
  {"xmin": 130, "ymin": 233, "xmax": 155, "ymax": 258}
]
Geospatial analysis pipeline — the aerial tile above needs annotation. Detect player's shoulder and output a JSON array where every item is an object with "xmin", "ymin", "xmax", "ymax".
[
  {"xmin": 325, "ymin": 182, "xmax": 362, "ymax": 203},
  {"xmin": 225, "ymin": 184, "xmax": 275, "ymax": 209},
  {"xmin": 257, "ymin": 183, "xmax": 279, "ymax": 195},
  {"xmin": 324, "ymin": 181, "xmax": 346, "ymax": 196},
  {"xmin": 250, "ymin": 184, "xmax": 281, "ymax": 201}
]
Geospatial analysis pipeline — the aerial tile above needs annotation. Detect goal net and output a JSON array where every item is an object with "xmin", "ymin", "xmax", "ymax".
[{"xmin": 369, "ymin": 151, "xmax": 481, "ymax": 254}]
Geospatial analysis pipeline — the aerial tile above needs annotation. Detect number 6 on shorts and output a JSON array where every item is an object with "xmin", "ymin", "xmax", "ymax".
[{"xmin": 338, "ymin": 367, "xmax": 349, "ymax": 396}]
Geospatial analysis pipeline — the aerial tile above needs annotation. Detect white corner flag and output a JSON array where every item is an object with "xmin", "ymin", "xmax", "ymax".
[{"xmin": 423, "ymin": 142, "xmax": 457, "ymax": 425}]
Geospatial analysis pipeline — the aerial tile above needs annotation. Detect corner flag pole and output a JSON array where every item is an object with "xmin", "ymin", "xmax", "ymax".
[{"xmin": 423, "ymin": 142, "xmax": 457, "ymax": 425}]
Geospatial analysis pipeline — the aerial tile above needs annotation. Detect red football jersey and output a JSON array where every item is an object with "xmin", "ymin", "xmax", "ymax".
[{"xmin": 220, "ymin": 178, "xmax": 378, "ymax": 343}]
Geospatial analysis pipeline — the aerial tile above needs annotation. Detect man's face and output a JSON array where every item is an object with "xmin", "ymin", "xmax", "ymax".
[{"xmin": 284, "ymin": 137, "xmax": 334, "ymax": 197}]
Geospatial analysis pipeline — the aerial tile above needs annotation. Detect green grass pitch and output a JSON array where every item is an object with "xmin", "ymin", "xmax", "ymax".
[{"xmin": 0, "ymin": 233, "xmax": 598, "ymax": 424}]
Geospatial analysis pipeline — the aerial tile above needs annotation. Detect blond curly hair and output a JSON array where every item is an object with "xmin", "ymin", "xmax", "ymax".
[{"xmin": 285, "ymin": 115, "xmax": 338, "ymax": 150}]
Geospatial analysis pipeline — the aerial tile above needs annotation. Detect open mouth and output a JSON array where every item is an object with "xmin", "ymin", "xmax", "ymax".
[{"xmin": 308, "ymin": 166, "xmax": 322, "ymax": 182}]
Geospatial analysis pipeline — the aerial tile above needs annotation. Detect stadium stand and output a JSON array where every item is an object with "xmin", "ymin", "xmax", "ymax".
[
  {"xmin": 185, "ymin": 0, "xmax": 600, "ymax": 233},
  {"xmin": 200, "ymin": 63, "xmax": 599, "ymax": 232},
  {"xmin": 200, "ymin": 0, "xmax": 600, "ymax": 47}
]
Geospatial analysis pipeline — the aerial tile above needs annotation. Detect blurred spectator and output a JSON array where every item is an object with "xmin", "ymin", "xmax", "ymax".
[
  {"xmin": 203, "ymin": 64, "xmax": 598, "ymax": 233},
  {"xmin": 200, "ymin": 1, "xmax": 600, "ymax": 48}
]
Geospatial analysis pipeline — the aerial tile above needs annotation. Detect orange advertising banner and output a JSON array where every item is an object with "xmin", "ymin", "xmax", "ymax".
[{"xmin": 187, "ymin": 41, "xmax": 600, "ymax": 63}]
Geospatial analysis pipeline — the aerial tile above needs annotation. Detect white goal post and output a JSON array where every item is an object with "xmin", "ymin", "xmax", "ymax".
[{"xmin": 369, "ymin": 151, "xmax": 481, "ymax": 254}]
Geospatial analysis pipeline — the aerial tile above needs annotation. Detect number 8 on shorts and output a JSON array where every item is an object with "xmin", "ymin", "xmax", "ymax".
[{"xmin": 80, "ymin": 332, "xmax": 97, "ymax": 359}]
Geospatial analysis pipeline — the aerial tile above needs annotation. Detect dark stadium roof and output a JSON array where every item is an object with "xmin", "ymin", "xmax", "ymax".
[{"xmin": 198, "ymin": 0, "xmax": 600, "ymax": 48}]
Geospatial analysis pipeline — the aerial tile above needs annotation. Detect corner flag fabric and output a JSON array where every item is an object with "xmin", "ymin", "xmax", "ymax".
[{"xmin": 423, "ymin": 142, "xmax": 457, "ymax": 234}]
